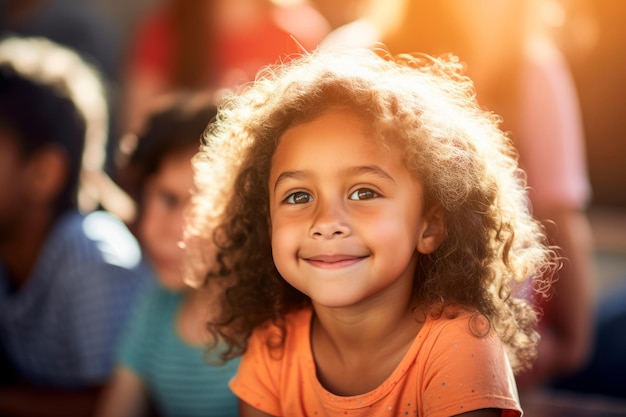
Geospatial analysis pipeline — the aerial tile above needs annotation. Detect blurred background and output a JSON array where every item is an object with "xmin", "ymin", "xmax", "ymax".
[
  {"xmin": 1, "ymin": 0, "xmax": 625, "ymax": 413},
  {"xmin": 543, "ymin": 0, "xmax": 626, "ymax": 297},
  {"xmin": 65, "ymin": 0, "xmax": 626, "ymax": 297},
  {"xmin": 2, "ymin": 0, "xmax": 625, "ymax": 374},
  {"xmin": 57, "ymin": 0, "xmax": 626, "ymax": 258}
]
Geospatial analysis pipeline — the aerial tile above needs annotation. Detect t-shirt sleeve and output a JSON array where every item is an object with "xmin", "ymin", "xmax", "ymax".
[
  {"xmin": 229, "ymin": 326, "xmax": 283, "ymax": 416},
  {"xmin": 421, "ymin": 315, "xmax": 522, "ymax": 417}
]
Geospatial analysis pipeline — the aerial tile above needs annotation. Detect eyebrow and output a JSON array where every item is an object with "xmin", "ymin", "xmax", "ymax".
[
  {"xmin": 273, "ymin": 170, "xmax": 307, "ymax": 192},
  {"xmin": 349, "ymin": 165, "xmax": 396, "ymax": 183},
  {"xmin": 272, "ymin": 165, "xmax": 395, "ymax": 192}
]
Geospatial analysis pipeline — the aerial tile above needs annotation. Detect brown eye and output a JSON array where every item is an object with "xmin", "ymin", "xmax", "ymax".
[
  {"xmin": 285, "ymin": 191, "xmax": 313, "ymax": 204},
  {"xmin": 349, "ymin": 188, "xmax": 378, "ymax": 200}
]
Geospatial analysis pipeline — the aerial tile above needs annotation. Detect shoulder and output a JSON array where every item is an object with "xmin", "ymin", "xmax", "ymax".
[
  {"xmin": 81, "ymin": 211, "xmax": 143, "ymax": 268},
  {"xmin": 423, "ymin": 309, "xmax": 498, "ymax": 349},
  {"xmin": 134, "ymin": 285, "xmax": 180, "ymax": 318},
  {"xmin": 520, "ymin": 35, "xmax": 579, "ymax": 105},
  {"xmin": 242, "ymin": 307, "xmax": 313, "ymax": 377},
  {"xmin": 50, "ymin": 210, "xmax": 145, "ymax": 275},
  {"xmin": 285, "ymin": 307, "xmax": 314, "ymax": 334},
  {"xmin": 248, "ymin": 308, "xmax": 312, "ymax": 355},
  {"xmin": 230, "ymin": 308, "xmax": 314, "ymax": 416},
  {"xmin": 118, "ymin": 287, "xmax": 181, "ymax": 365},
  {"xmin": 43, "ymin": 210, "xmax": 150, "ymax": 302},
  {"xmin": 419, "ymin": 310, "xmax": 521, "ymax": 416},
  {"xmin": 416, "ymin": 308, "xmax": 508, "ymax": 373}
]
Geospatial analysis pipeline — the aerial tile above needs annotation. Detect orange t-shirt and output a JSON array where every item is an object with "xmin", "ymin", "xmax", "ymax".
[{"xmin": 230, "ymin": 308, "xmax": 522, "ymax": 417}]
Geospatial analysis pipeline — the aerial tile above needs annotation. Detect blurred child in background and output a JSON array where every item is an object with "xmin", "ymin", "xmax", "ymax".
[{"xmin": 96, "ymin": 94, "xmax": 240, "ymax": 417}]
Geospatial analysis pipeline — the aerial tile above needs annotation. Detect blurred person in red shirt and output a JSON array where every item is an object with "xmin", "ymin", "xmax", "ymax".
[{"xmin": 120, "ymin": 0, "xmax": 330, "ymax": 136}]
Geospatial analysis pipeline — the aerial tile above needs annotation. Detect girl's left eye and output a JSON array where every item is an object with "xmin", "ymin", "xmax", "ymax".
[{"xmin": 348, "ymin": 188, "xmax": 379, "ymax": 200}]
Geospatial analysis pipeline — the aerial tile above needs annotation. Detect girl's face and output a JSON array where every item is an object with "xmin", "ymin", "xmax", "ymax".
[
  {"xmin": 139, "ymin": 148, "xmax": 196, "ymax": 290},
  {"xmin": 268, "ymin": 110, "xmax": 443, "ymax": 309}
]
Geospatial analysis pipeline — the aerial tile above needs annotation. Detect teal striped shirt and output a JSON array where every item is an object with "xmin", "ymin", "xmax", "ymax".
[{"xmin": 120, "ymin": 287, "xmax": 240, "ymax": 417}]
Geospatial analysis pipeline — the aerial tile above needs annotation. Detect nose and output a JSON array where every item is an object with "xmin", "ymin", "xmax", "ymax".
[{"xmin": 309, "ymin": 198, "xmax": 351, "ymax": 239}]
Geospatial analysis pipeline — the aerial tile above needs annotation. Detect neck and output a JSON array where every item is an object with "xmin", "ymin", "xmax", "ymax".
[
  {"xmin": 311, "ymin": 295, "xmax": 424, "ymax": 396},
  {"xmin": 177, "ymin": 288, "xmax": 218, "ymax": 346},
  {"xmin": 313, "ymin": 298, "xmax": 422, "ymax": 354}
]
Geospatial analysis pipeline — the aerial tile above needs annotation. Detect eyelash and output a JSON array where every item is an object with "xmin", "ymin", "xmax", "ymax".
[{"xmin": 283, "ymin": 188, "xmax": 380, "ymax": 204}]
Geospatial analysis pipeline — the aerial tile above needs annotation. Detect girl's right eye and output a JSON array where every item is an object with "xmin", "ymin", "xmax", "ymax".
[{"xmin": 285, "ymin": 191, "xmax": 313, "ymax": 204}]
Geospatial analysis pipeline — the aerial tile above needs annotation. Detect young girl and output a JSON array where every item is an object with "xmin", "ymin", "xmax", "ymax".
[
  {"xmin": 185, "ymin": 47, "xmax": 556, "ymax": 417},
  {"xmin": 96, "ymin": 95, "xmax": 240, "ymax": 417}
]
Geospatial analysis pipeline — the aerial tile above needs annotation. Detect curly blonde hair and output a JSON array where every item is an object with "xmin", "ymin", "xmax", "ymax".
[{"xmin": 184, "ymin": 46, "xmax": 556, "ymax": 372}]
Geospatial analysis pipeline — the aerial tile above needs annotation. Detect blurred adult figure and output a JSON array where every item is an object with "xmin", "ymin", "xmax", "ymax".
[
  {"xmin": 319, "ymin": 0, "xmax": 597, "ymax": 395},
  {"xmin": 0, "ymin": 36, "xmax": 151, "ymax": 417},
  {"xmin": 547, "ymin": 0, "xmax": 626, "ymax": 401}
]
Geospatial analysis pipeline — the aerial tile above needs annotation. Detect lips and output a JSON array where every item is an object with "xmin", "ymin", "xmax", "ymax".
[{"xmin": 303, "ymin": 254, "xmax": 368, "ymax": 269}]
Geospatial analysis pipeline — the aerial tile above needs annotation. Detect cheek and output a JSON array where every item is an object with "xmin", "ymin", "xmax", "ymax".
[
  {"xmin": 270, "ymin": 221, "xmax": 292, "ymax": 263},
  {"xmin": 0, "ymin": 166, "xmax": 27, "ymax": 215},
  {"xmin": 360, "ymin": 206, "xmax": 421, "ymax": 253},
  {"xmin": 375, "ymin": 220, "xmax": 414, "ymax": 251},
  {"xmin": 138, "ymin": 203, "xmax": 161, "ymax": 245},
  {"xmin": 270, "ymin": 217, "xmax": 303, "ymax": 275},
  {"xmin": 138, "ymin": 202, "xmax": 180, "ymax": 257},
  {"xmin": 138, "ymin": 215, "xmax": 160, "ymax": 262},
  {"xmin": 367, "ymin": 217, "xmax": 420, "ymax": 281}
]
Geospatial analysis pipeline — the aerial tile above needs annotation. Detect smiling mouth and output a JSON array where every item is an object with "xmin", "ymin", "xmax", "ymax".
[{"xmin": 303, "ymin": 255, "xmax": 368, "ymax": 269}]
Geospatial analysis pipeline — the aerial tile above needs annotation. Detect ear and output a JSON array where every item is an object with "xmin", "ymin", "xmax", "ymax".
[
  {"xmin": 25, "ymin": 147, "xmax": 69, "ymax": 205},
  {"xmin": 416, "ymin": 205, "xmax": 445, "ymax": 255}
]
